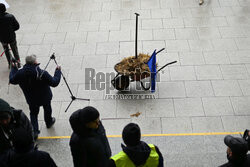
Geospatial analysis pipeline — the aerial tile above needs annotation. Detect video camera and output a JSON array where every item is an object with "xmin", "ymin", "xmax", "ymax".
[{"xmin": 243, "ymin": 129, "xmax": 250, "ymax": 150}]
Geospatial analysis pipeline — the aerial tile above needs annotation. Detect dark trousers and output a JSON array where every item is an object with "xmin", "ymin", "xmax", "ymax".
[
  {"xmin": 29, "ymin": 102, "xmax": 53, "ymax": 134},
  {"xmin": 1, "ymin": 40, "xmax": 20, "ymax": 65}
]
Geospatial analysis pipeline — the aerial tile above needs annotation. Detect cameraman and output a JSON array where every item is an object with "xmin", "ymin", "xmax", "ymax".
[
  {"xmin": 9, "ymin": 54, "xmax": 61, "ymax": 139},
  {"xmin": 0, "ymin": 98, "xmax": 33, "ymax": 155}
]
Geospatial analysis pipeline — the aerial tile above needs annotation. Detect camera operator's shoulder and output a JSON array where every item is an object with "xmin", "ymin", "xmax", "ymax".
[{"xmin": 4, "ymin": 13, "xmax": 14, "ymax": 18}]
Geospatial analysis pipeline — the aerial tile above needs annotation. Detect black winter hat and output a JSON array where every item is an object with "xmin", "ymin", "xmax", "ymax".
[
  {"xmin": 79, "ymin": 106, "xmax": 100, "ymax": 124},
  {"xmin": 0, "ymin": 98, "xmax": 12, "ymax": 120},
  {"xmin": 0, "ymin": 3, "xmax": 6, "ymax": 13},
  {"xmin": 122, "ymin": 123, "xmax": 141, "ymax": 147},
  {"xmin": 224, "ymin": 135, "xmax": 248, "ymax": 155}
]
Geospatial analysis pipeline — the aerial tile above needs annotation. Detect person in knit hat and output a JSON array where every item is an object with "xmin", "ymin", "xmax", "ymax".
[
  {"xmin": 69, "ymin": 106, "xmax": 111, "ymax": 167},
  {"xmin": 110, "ymin": 123, "xmax": 164, "ymax": 167},
  {"xmin": 0, "ymin": 98, "xmax": 33, "ymax": 155}
]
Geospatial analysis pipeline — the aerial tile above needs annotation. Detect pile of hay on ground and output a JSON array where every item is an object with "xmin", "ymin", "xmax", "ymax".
[{"xmin": 115, "ymin": 53, "xmax": 152, "ymax": 76}]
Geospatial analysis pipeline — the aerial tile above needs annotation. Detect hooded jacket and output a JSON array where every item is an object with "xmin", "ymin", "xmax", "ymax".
[
  {"xmin": 69, "ymin": 109, "xmax": 111, "ymax": 167},
  {"xmin": 109, "ymin": 141, "xmax": 163, "ymax": 167},
  {"xmin": 1, "ymin": 146, "xmax": 57, "ymax": 167},
  {"xmin": 0, "ymin": 109, "xmax": 33, "ymax": 154},
  {"xmin": 9, "ymin": 64, "xmax": 61, "ymax": 105},
  {"xmin": 0, "ymin": 12, "xmax": 19, "ymax": 43}
]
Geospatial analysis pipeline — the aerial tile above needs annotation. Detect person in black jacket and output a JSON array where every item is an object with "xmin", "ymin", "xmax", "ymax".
[
  {"xmin": 0, "ymin": 98, "xmax": 33, "ymax": 155},
  {"xmin": 0, "ymin": 3, "xmax": 20, "ymax": 68},
  {"xmin": 69, "ymin": 106, "xmax": 112, "ymax": 167},
  {"xmin": 110, "ymin": 123, "xmax": 164, "ymax": 167},
  {"xmin": 219, "ymin": 135, "xmax": 250, "ymax": 167},
  {"xmin": 9, "ymin": 54, "xmax": 61, "ymax": 139},
  {"xmin": 1, "ymin": 127, "xmax": 57, "ymax": 167}
]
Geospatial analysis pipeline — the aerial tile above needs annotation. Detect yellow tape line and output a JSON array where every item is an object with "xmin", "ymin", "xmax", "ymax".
[{"xmin": 38, "ymin": 131, "xmax": 243, "ymax": 139}]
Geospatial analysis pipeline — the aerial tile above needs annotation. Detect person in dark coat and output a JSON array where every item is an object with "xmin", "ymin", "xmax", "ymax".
[
  {"xmin": 0, "ymin": 3, "xmax": 20, "ymax": 68},
  {"xmin": 219, "ymin": 135, "xmax": 250, "ymax": 167},
  {"xmin": 110, "ymin": 123, "xmax": 163, "ymax": 167},
  {"xmin": 0, "ymin": 98, "xmax": 33, "ymax": 155},
  {"xmin": 9, "ymin": 54, "xmax": 61, "ymax": 138},
  {"xmin": 1, "ymin": 127, "xmax": 57, "ymax": 167},
  {"xmin": 69, "ymin": 106, "xmax": 112, "ymax": 167}
]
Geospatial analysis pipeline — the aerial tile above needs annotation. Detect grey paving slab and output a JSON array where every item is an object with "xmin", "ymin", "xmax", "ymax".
[
  {"xmin": 179, "ymin": 52, "xmax": 205, "ymax": 65},
  {"xmin": 36, "ymin": 23, "xmax": 58, "ymax": 33},
  {"xmin": 109, "ymin": 30, "xmax": 131, "ymax": 42},
  {"xmin": 169, "ymin": 66, "xmax": 196, "ymax": 81},
  {"xmin": 65, "ymin": 32, "xmax": 87, "ymax": 44},
  {"xmin": 189, "ymin": 39, "xmax": 214, "ymax": 52},
  {"xmin": 230, "ymin": 96, "xmax": 250, "ymax": 115},
  {"xmin": 191, "ymin": 116, "xmax": 224, "ymax": 133},
  {"xmin": 228, "ymin": 50, "xmax": 250, "ymax": 64},
  {"xmin": 161, "ymin": 117, "xmax": 192, "ymax": 134},
  {"xmin": 96, "ymin": 42, "xmax": 119, "ymax": 55},
  {"xmin": 87, "ymin": 31, "xmax": 109, "ymax": 43},
  {"xmin": 221, "ymin": 116, "xmax": 250, "ymax": 132},
  {"xmin": 202, "ymin": 97, "xmax": 234, "ymax": 116},
  {"xmin": 144, "ymin": 99, "xmax": 175, "ymax": 118},
  {"xmin": 220, "ymin": 64, "xmax": 249, "ymax": 80},
  {"xmin": 197, "ymin": 27, "xmax": 221, "ymax": 39},
  {"xmin": 238, "ymin": 80, "xmax": 250, "ymax": 96},
  {"xmin": 153, "ymin": 29, "xmax": 175, "ymax": 40},
  {"xmin": 203, "ymin": 51, "xmax": 230, "ymax": 65},
  {"xmin": 212, "ymin": 80, "xmax": 243, "ymax": 96},
  {"xmin": 57, "ymin": 22, "xmax": 79, "ymax": 33},
  {"xmin": 185, "ymin": 81, "xmax": 214, "ymax": 97},
  {"xmin": 50, "ymin": 44, "xmax": 74, "ymax": 57},
  {"xmin": 235, "ymin": 38, "xmax": 250, "ymax": 50},
  {"xmin": 195, "ymin": 65, "xmax": 223, "ymax": 80},
  {"xmin": 163, "ymin": 18, "xmax": 185, "ymax": 28},
  {"xmin": 174, "ymin": 98, "xmax": 205, "ymax": 117},
  {"xmin": 165, "ymin": 40, "xmax": 190, "ymax": 52},
  {"xmin": 27, "ymin": 44, "xmax": 52, "ymax": 57},
  {"xmin": 175, "ymin": 28, "xmax": 199, "ymax": 40},
  {"xmin": 73, "ymin": 43, "xmax": 96, "ymax": 55},
  {"xmin": 158, "ymin": 82, "xmax": 186, "ymax": 98}
]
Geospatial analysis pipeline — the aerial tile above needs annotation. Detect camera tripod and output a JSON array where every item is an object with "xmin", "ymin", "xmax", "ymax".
[{"xmin": 41, "ymin": 53, "xmax": 90, "ymax": 112}]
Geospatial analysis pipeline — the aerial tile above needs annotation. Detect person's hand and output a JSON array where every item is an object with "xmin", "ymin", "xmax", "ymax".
[
  {"xmin": 56, "ymin": 66, "xmax": 61, "ymax": 70},
  {"xmin": 11, "ymin": 62, "xmax": 18, "ymax": 69}
]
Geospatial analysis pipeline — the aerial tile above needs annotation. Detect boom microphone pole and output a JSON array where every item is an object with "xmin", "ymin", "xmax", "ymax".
[{"xmin": 41, "ymin": 53, "xmax": 90, "ymax": 112}]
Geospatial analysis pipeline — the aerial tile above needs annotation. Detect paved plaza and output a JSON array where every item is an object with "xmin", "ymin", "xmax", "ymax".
[{"xmin": 1, "ymin": 0, "xmax": 250, "ymax": 166}]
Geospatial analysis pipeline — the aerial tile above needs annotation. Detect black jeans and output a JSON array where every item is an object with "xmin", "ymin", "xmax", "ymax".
[
  {"xmin": 1, "ymin": 40, "xmax": 20, "ymax": 65},
  {"xmin": 29, "ymin": 102, "xmax": 53, "ymax": 134}
]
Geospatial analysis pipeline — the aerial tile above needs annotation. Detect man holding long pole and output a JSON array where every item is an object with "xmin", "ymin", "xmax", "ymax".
[{"xmin": 9, "ymin": 54, "xmax": 61, "ymax": 139}]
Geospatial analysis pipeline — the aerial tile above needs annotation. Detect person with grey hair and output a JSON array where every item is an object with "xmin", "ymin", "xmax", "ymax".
[
  {"xmin": 0, "ymin": 3, "xmax": 20, "ymax": 69},
  {"xmin": 9, "ymin": 54, "xmax": 61, "ymax": 139}
]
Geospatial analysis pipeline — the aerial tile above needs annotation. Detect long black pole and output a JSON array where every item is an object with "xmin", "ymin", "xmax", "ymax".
[{"xmin": 135, "ymin": 13, "xmax": 140, "ymax": 59}]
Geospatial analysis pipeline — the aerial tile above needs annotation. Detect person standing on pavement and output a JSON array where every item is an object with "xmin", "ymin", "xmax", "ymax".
[
  {"xmin": 9, "ymin": 54, "xmax": 61, "ymax": 139},
  {"xmin": 110, "ymin": 123, "xmax": 164, "ymax": 167},
  {"xmin": 0, "ymin": 98, "xmax": 33, "ymax": 156},
  {"xmin": 0, "ymin": 3, "xmax": 21, "ymax": 69},
  {"xmin": 219, "ymin": 135, "xmax": 250, "ymax": 167},
  {"xmin": 69, "ymin": 106, "xmax": 112, "ymax": 167}
]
